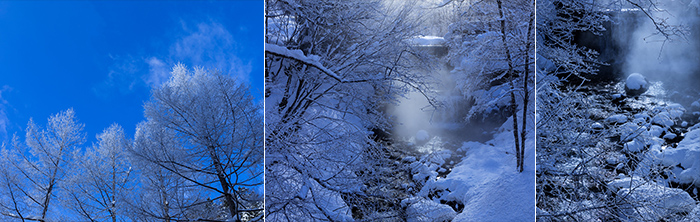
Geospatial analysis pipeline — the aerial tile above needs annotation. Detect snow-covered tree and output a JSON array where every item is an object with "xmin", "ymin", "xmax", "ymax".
[
  {"xmin": 537, "ymin": 0, "xmax": 609, "ymax": 83},
  {"xmin": 65, "ymin": 123, "xmax": 133, "ymax": 222},
  {"xmin": 127, "ymin": 153, "xmax": 217, "ymax": 221},
  {"xmin": 0, "ymin": 109, "xmax": 85, "ymax": 221},
  {"xmin": 265, "ymin": 0, "xmax": 432, "ymax": 220},
  {"xmin": 443, "ymin": 0, "xmax": 535, "ymax": 172},
  {"xmin": 132, "ymin": 64, "xmax": 263, "ymax": 221}
]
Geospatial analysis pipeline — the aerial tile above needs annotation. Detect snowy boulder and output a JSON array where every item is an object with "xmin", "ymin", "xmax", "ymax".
[
  {"xmin": 411, "ymin": 160, "xmax": 439, "ymax": 184},
  {"xmin": 648, "ymin": 125, "xmax": 664, "ymax": 138},
  {"xmin": 679, "ymin": 163, "xmax": 700, "ymax": 184},
  {"xmin": 651, "ymin": 105, "xmax": 684, "ymax": 128},
  {"xmin": 657, "ymin": 145, "xmax": 700, "ymax": 170},
  {"xmin": 605, "ymin": 114, "xmax": 628, "ymax": 124},
  {"xmin": 652, "ymin": 112, "xmax": 675, "ymax": 127},
  {"xmin": 663, "ymin": 133, "xmax": 677, "ymax": 140},
  {"xmin": 659, "ymin": 129, "xmax": 700, "ymax": 183},
  {"xmin": 624, "ymin": 138, "xmax": 645, "ymax": 152},
  {"xmin": 625, "ymin": 73, "xmax": 648, "ymax": 97},
  {"xmin": 591, "ymin": 122, "xmax": 604, "ymax": 130},
  {"xmin": 616, "ymin": 183, "xmax": 695, "ymax": 221},
  {"xmin": 416, "ymin": 130, "xmax": 430, "ymax": 142},
  {"xmin": 607, "ymin": 176, "xmax": 646, "ymax": 191},
  {"xmin": 618, "ymin": 122, "xmax": 645, "ymax": 141},
  {"xmin": 403, "ymin": 197, "xmax": 456, "ymax": 222}
]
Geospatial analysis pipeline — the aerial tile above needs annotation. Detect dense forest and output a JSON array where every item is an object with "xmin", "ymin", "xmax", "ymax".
[{"xmin": 265, "ymin": 0, "xmax": 534, "ymax": 221}]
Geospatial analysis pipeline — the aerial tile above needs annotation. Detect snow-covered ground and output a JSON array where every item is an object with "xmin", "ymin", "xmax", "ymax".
[
  {"xmin": 452, "ymin": 121, "xmax": 535, "ymax": 221},
  {"xmin": 404, "ymin": 118, "xmax": 535, "ymax": 221}
]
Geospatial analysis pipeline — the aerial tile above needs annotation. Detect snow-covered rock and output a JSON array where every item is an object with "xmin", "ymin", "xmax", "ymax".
[
  {"xmin": 654, "ymin": 129, "xmax": 700, "ymax": 184},
  {"xmin": 411, "ymin": 151, "xmax": 450, "ymax": 185},
  {"xmin": 647, "ymin": 104, "xmax": 684, "ymax": 129},
  {"xmin": 618, "ymin": 122, "xmax": 646, "ymax": 141},
  {"xmin": 612, "ymin": 93, "xmax": 623, "ymax": 100},
  {"xmin": 624, "ymin": 138, "xmax": 645, "ymax": 152},
  {"xmin": 657, "ymin": 129, "xmax": 700, "ymax": 167},
  {"xmin": 633, "ymin": 113, "xmax": 650, "ymax": 121},
  {"xmin": 403, "ymin": 156, "xmax": 417, "ymax": 163},
  {"xmin": 605, "ymin": 114, "xmax": 628, "ymax": 124},
  {"xmin": 607, "ymin": 176, "xmax": 646, "ymax": 191},
  {"xmin": 667, "ymin": 103, "xmax": 686, "ymax": 118},
  {"xmin": 648, "ymin": 125, "xmax": 664, "ymax": 138},
  {"xmin": 653, "ymin": 112, "xmax": 675, "ymax": 127},
  {"xmin": 663, "ymin": 133, "xmax": 677, "ymax": 140},
  {"xmin": 591, "ymin": 122, "xmax": 604, "ymax": 130},
  {"xmin": 616, "ymin": 182, "xmax": 695, "ymax": 221},
  {"xmin": 411, "ymin": 161, "xmax": 438, "ymax": 183},
  {"xmin": 403, "ymin": 197, "xmax": 456, "ymax": 222},
  {"xmin": 625, "ymin": 73, "xmax": 648, "ymax": 96},
  {"xmin": 692, "ymin": 101, "xmax": 700, "ymax": 108}
]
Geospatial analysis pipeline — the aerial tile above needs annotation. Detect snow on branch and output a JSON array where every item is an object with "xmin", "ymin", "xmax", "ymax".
[
  {"xmin": 264, "ymin": 43, "xmax": 344, "ymax": 82},
  {"xmin": 265, "ymin": 44, "xmax": 440, "ymax": 109},
  {"xmin": 0, "ymin": 212, "xmax": 44, "ymax": 222}
]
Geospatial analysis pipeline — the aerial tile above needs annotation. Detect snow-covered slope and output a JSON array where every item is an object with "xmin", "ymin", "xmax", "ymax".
[{"xmin": 416, "ymin": 118, "xmax": 535, "ymax": 222}]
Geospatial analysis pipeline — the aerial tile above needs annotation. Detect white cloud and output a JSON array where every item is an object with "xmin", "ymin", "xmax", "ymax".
[
  {"xmin": 0, "ymin": 85, "xmax": 11, "ymax": 139},
  {"xmin": 145, "ymin": 57, "xmax": 169, "ymax": 88},
  {"xmin": 167, "ymin": 21, "xmax": 251, "ymax": 84},
  {"xmin": 99, "ymin": 21, "xmax": 251, "ymax": 94},
  {"xmin": 94, "ymin": 55, "xmax": 142, "ymax": 97}
]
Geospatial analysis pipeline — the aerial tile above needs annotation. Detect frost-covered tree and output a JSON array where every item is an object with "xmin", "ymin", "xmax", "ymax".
[
  {"xmin": 132, "ymin": 64, "xmax": 263, "ymax": 222},
  {"xmin": 65, "ymin": 123, "xmax": 133, "ymax": 222},
  {"xmin": 127, "ymin": 153, "xmax": 218, "ymax": 221},
  {"xmin": 0, "ymin": 109, "xmax": 85, "ymax": 221},
  {"xmin": 265, "ymin": 0, "xmax": 431, "ymax": 220},
  {"xmin": 536, "ymin": 0, "xmax": 609, "ymax": 82},
  {"xmin": 443, "ymin": 0, "xmax": 535, "ymax": 172},
  {"xmin": 535, "ymin": 1, "xmax": 622, "ymax": 220}
]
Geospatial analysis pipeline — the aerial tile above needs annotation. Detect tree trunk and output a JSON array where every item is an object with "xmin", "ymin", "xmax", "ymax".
[
  {"xmin": 209, "ymin": 146, "xmax": 239, "ymax": 221},
  {"xmin": 519, "ymin": 2, "xmax": 535, "ymax": 173},
  {"xmin": 41, "ymin": 155, "xmax": 62, "ymax": 220},
  {"xmin": 111, "ymin": 156, "xmax": 117, "ymax": 222},
  {"xmin": 496, "ymin": 0, "xmax": 523, "ymax": 172}
]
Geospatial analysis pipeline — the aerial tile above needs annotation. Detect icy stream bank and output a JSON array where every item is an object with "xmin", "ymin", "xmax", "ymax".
[{"xmin": 539, "ymin": 80, "xmax": 700, "ymax": 221}]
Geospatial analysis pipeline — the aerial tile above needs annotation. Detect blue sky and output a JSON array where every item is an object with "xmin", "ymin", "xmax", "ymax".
[{"xmin": 0, "ymin": 0, "xmax": 263, "ymax": 143}]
